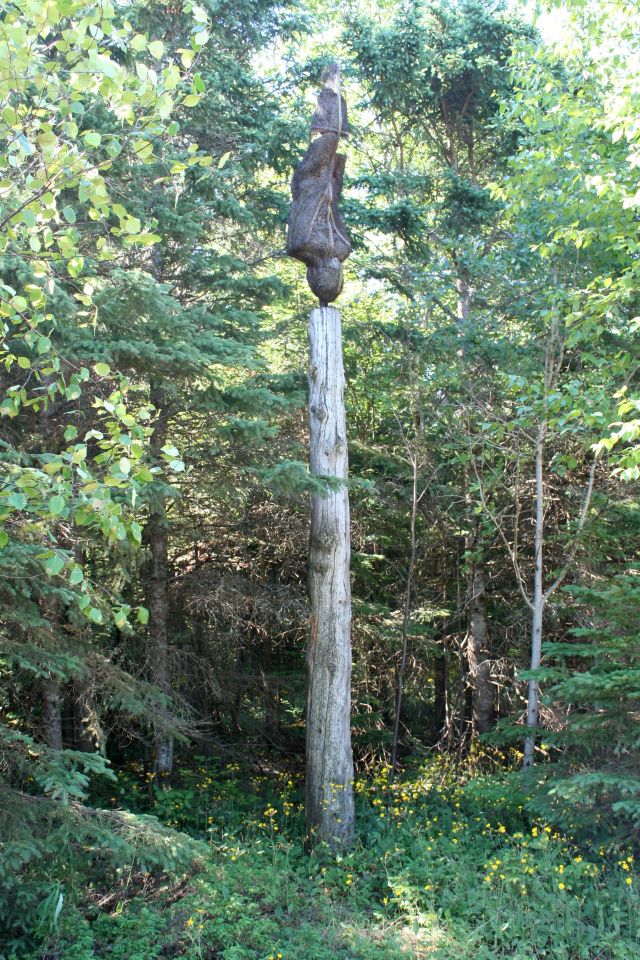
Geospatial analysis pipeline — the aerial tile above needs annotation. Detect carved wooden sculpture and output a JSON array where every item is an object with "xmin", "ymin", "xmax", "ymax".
[
  {"xmin": 289, "ymin": 65, "xmax": 356, "ymax": 848},
  {"xmin": 287, "ymin": 64, "xmax": 352, "ymax": 304}
]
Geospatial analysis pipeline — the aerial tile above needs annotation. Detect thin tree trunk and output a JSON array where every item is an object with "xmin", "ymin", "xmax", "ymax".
[
  {"xmin": 466, "ymin": 556, "xmax": 494, "ymax": 734},
  {"xmin": 147, "ymin": 382, "xmax": 173, "ymax": 778},
  {"xmin": 230, "ymin": 641, "xmax": 244, "ymax": 734},
  {"xmin": 456, "ymin": 268, "xmax": 472, "ymax": 326},
  {"xmin": 262, "ymin": 631, "xmax": 279, "ymax": 740},
  {"xmin": 305, "ymin": 305, "xmax": 355, "ymax": 849},
  {"xmin": 464, "ymin": 453, "xmax": 494, "ymax": 736},
  {"xmin": 434, "ymin": 646, "xmax": 448, "ymax": 741},
  {"xmin": 391, "ymin": 454, "xmax": 418, "ymax": 768},
  {"xmin": 39, "ymin": 383, "xmax": 64, "ymax": 754},
  {"xmin": 192, "ymin": 614, "xmax": 209, "ymax": 716},
  {"xmin": 42, "ymin": 676, "xmax": 63, "ymax": 750},
  {"xmin": 457, "ymin": 272, "xmax": 494, "ymax": 735},
  {"xmin": 523, "ymin": 422, "xmax": 546, "ymax": 769}
]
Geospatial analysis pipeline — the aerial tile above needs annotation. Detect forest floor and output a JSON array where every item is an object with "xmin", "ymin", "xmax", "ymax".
[{"xmin": 34, "ymin": 755, "xmax": 640, "ymax": 960}]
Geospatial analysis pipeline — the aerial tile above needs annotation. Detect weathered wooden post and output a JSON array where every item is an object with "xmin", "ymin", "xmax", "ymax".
[{"xmin": 287, "ymin": 64, "xmax": 355, "ymax": 848}]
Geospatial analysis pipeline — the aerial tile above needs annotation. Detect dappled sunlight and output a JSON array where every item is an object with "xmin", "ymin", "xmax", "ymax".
[
  {"xmin": 67, "ymin": 754, "xmax": 638, "ymax": 959},
  {"xmin": 2, "ymin": 0, "xmax": 640, "ymax": 957}
]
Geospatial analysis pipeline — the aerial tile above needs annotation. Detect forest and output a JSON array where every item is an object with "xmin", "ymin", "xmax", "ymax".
[{"xmin": 1, "ymin": 0, "xmax": 639, "ymax": 957}]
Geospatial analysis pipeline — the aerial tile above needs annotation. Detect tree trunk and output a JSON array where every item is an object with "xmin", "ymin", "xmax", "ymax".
[
  {"xmin": 147, "ymin": 383, "xmax": 173, "ymax": 778},
  {"xmin": 464, "ymin": 507, "xmax": 494, "ymax": 736},
  {"xmin": 466, "ymin": 557, "xmax": 494, "ymax": 734},
  {"xmin": 523, "ymin": 423, "xmax": 546, "ymax": 769},
  {"xmin": 457, "ymin": 275, "xmax": 494, "ymax": 735},
  {"xmin": 434, "ymin": 647, "xmax": 448, "ymax": 741},
  {"xmin": 42, "ymin": 676, "xmax": 63, "ymax": 750},
  {"xmin": 73, "ymin": 677, "xmax": 103, "ymax": 752},
  {"xmin": 305, "ymin": 305, "xmax": 355, "ymax": 849},
  {"xmin": 456, "ymin": 267, "xmax": 472, "ymax": 326},
  {"xmin": 391, "ymin": 454, "xmax": 418, "ymax": 769},
  {"xmin": 261, "ymin": 632, "xmax": 279, "ymax": 740}
]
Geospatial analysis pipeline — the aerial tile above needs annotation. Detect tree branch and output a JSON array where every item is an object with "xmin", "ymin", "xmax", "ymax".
[{"xmin": 543, "ymin": 457, "xmax": 597, "ymax": 601}]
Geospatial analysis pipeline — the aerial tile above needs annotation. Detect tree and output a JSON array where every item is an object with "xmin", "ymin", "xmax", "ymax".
[
  {"xmin": 0, "ymin": 0, "xmax": 205, "ymax": 773},
  {"xmin": 52, "ymin": 0, "xmax": 304, "ymax": 776},
  {"xmin": 533, "ymin": 570, "xmax": 640, "ymax": 840},
  {"xmin": 480, "ymin": 0, "xmax": 640, "ymax": 764},
  {"xmin": 0, "ymin": 0, "xmax": 210, "ymax": 940},
  {"xmin": 345, "ymin": 0, "xmax": 535, "ymax": 745}
]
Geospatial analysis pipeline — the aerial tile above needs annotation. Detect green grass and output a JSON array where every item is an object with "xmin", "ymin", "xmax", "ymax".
[{"xmin": 25, "ymin": 757, "xmax": 640, "ymax": 960}]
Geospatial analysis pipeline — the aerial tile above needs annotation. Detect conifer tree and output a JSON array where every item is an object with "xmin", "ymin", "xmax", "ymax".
[
  {"xmin": 344, "ymin": 0, "xmax": 534, "ymax": 745},
  {"xmin": 58, "ymin": 0, "xmax": 303, "ymax": 774}
]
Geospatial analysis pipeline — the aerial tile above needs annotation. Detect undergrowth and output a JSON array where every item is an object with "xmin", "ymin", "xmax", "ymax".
[{"xmin": 8, "ymin": 755, "xmax": 640, "ymax": 960}]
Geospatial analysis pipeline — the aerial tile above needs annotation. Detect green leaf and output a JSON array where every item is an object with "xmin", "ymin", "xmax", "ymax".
[
  {"xmin": 94, "ymin": 362, "xmax": 111, "ymax": 377},
  {"xmin": 48, "ymin": 495, "xmax": 66, "ymax": 516},
  {"xmin": 122, "ymin": 232, "xmax": 161, "ymax": 247},
  {"xmin": 148, "ymin": 39, "xmax": 165, "ymax": 59},
  {"xmin": 122, "ymin": 216, "xmax": 141, "ymax": 235},
  {"xmin": 137, "ymin": 606, "xmax": 149, "ymax": 625},
  {"xmin": 45, "ymin": 554, "xmax": 65, "ymax": 577},
  {"xmin": 193, "ymin": 30, "xmax": 209, "ymax": 47},
  {"xmin": 66, "ymin": 383, "xmax": 81, "ymax": 401}
]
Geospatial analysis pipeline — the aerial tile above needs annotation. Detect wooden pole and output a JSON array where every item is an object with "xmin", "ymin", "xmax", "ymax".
[{"xmin": 305, "ymin": 305, "xmax": 355, "ymax": 847}]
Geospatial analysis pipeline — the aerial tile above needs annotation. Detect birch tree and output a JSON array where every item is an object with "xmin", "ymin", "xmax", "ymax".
[{"xmin": 479, "ymin": 1, "xmax": 640, "ymax": 765}]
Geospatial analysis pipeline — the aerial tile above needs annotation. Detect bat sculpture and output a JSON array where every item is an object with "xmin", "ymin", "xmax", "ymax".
[{"xmin": 287, "ymin": 64, "xmax": 352, "ymax": 304}]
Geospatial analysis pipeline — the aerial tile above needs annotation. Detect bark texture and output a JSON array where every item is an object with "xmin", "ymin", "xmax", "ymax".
[
  {"xmin": 42, "ymin": 676, "xmax": 63, "ymax": 750},
  {"xmin": 391, "ymin": 454, "xmax": 418, "ymax": 768},
  {"xmin": 305, "ymin": 306, "xmax": 355, "ymax": 848},
  {"xmin": 523, "ymin": 423, "xmax": 546, "ymax": 769},
  {"xmin": 147, "ymin": 383, "xmax": 173, "ymax": 777},
  {"xmin": 73, "ymin": 677, "xmax": 104, "ymax": 753},
  {"xmin": 434, "ymin": 647, "xmax": 448, "ymax": 739},
  {"xmin": 457, "ymin": 274, "xmax": 494, "ymax": 737},
  {"xmin": 466, "ymin": 559, "xmax": 494, "ymax": 735},
  {"xmin": 464, "ymin": 520, "xmax": 494, "ymax": 736}
]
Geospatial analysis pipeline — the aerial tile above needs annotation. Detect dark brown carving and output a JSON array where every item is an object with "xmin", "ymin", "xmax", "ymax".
[{"xmin": 287, "ymin": 65, "xmax": 352, "ymax": 305}]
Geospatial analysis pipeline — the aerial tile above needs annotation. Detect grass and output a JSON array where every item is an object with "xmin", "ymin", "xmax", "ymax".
[{"xmin": 25, "ymin": 755, "xmax": 640, "ymax": 960}]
